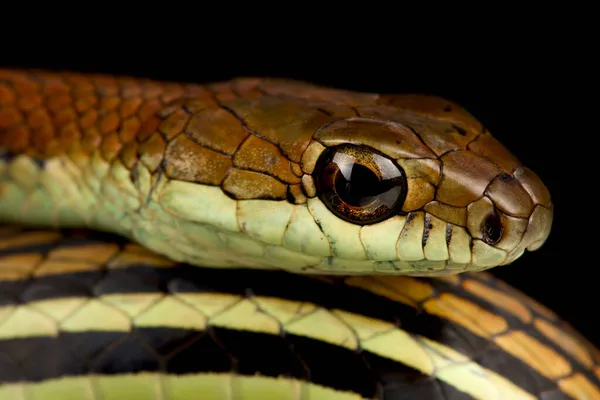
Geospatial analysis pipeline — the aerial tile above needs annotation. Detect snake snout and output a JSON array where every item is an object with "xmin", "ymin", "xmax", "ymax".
[
  {"xmin": 525, "ymin": 204, "xmax": 554, "ymax": 251},
  {"xmin": 498, "ymin": 167, "xmax": 553, "ymax": 264},
  {"xmin": 502, "ymin": 203, "xmax": 553, "ymax": 265}
]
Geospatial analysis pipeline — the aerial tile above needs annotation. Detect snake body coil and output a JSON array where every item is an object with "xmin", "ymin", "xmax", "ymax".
[{"xmin": 0, "ymin": 69, "xmax": 597, "ymax": 399}]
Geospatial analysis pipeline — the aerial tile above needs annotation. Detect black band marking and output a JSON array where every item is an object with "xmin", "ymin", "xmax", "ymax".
[{"xmin": 0, "ymin": 327, "xmax": 477, "ymax": 399}]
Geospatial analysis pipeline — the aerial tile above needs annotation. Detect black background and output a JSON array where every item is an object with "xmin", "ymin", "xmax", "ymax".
[{"xmin": 0, "ymin": 27, "xmax": 591, "ymax": 346}]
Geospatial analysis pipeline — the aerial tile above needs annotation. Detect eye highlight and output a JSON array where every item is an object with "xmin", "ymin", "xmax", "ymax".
[{"xmin": 313, "ymin": 144, "xmax": 407, "ymax": 225}]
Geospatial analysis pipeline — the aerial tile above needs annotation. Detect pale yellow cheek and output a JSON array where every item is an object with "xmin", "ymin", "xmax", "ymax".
[
  {"xmin": 423, "ymin": 214, "xmax": 449, "ymax": 261},
  {"xmin": 283, "ymin": 206, "xmax": 332, "ymax": 257},
  {"xmin": 237, "ymin": 199, "xmax": 294, "ymax": 245},
  {"xmin": 448, "ymin": 224, "xmax": 472, "ymax": 265},
  {"xmin": 471, "ymin": 240, "xmax": 507, "ymax": 268},
  {"xmin": 264, "ymin": 245, "xmax": 323, "ymax": 269},
  {"xmin": 359, "ymin": 215, "xmax": 406, "ymax": 261},
  {"xmin": 159, "ymin": 180, "xmax": 239, "ymax": 232},
  {"xmin": 307, "ymin": 197, "xmax": 367, "ymax": 260},
  {"xmin": 396, "ymin": 212, "xmax": 425, "ymax": 261},
  {"xmin": 216, "ymin": 233, "xmax": 267, "ymax": 262}
]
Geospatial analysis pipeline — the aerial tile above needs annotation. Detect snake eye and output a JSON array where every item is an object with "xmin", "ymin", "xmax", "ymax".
[
  {"xmin": 482, "ymin": 213, "xmax": 503, "ymax": 245},
  {"xmin": 313, "ymin": 144, "xmax": 407, "ymax": 225}
]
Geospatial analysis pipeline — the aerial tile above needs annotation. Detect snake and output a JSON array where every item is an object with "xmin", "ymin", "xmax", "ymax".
[{"xmin": 0, "ymin": 68, "xmax": 597, "ymax": 400}]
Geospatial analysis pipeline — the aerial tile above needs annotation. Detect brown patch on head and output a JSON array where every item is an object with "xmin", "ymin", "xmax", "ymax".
[
  {"xmin": 514, "ymin": 167, "xmax": 552, "ymax": 208},
  {"xmin": 301, "ymin": 141, "xmax": 326, "ymax": 174},
  {"xmin": 437, "ymin": 150, "xmax": 501, "ymax": 207},
  {"xmin": 233, "ymin": 135, "xmax": 301, "ymax": 184},
  {"xmin": 485, "ymin": 173, "xmax": 534, "ymax": 218},
  {"xmin": 314, "ymin": 117, "xmax": 435, "ymax": 159},
  {"xmin": 468, "ymin": 132, "xmax": 522, "ymax": 172},
  {"xmin": 424, "ymin": 201, "xmax": 467, "ymax": 227},
  {"xmin": 164, "ymin": 135, "xmax": 232, "ymax": 184},
  {"xmin": 185, "ymin": 107, "xmax": 249, "ymax": 156},
  {"xmin": 357, "ymin": 103, "xmax": 480, "ymax": 156},
  {"xmin": 222, "ymin": 169, "xmax": 287, "ymax": 200},
  {"xmin": 258, "ymin": 78, "xmax": 379, "ymax": 106},
  {"xmin": 397, "ymin": 158, "xmax": 440, "ymax": 212},
  {"xmin": 378, "ymin": 94, "xmax": 483, "ymax": 135},
  {"xmin": 221, "ymin": 96, "xmax": 339, "ymax": 163}
]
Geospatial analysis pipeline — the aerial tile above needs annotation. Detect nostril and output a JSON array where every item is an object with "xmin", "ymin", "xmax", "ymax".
[
  {"xmin": 498, "ymin": 172, "xmax": 514, "ymax": 182},
  {"xmin": 482, "ymin": 213, "xmax": 504, "ymax": 245}
]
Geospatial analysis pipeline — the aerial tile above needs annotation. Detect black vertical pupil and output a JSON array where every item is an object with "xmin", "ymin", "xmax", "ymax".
[
  {"xmin": 334, "ymin": 164, "xmax": 380, "ymax": 207},
  {"xmin": 482, "ymin": 214, "xmax": 503, "ymax": 245}
]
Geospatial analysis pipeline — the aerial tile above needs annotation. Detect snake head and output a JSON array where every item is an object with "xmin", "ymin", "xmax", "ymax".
[
  {"xmin": 145, "ymin": 78, "xmax": 552, "ymax": 275},
  {"xmin": 305, "ymin": 93, "xmax": 553, "ymax": 272},
  {"xmin": 0, "ymin": 73, "xmax": 551, "ymax": 276}
]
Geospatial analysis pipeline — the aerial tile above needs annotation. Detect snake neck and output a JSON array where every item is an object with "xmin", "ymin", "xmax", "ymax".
[{"xmin": 0, "ymin": 151, "xmax": 153, "ymax": 237}]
